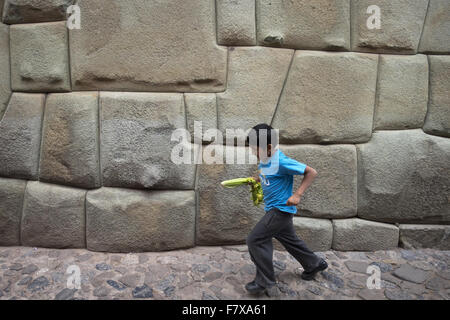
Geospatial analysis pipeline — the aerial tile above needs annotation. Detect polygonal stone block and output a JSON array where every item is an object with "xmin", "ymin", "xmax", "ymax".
[
  {"xmin": 423, "ymin": 56, "xmax": 450, "ymax": 138},
  {"xmin": 351, "ymin": 0, "xmax": 429, "ymax": 54},
  {"xmin": 86, "ymin": 187, "xmax": 196, "ymax": 252},
  {"xmin": 39, "ymin": 92, "xmax": 101, "ymax": 189},
  {"xmin": 281, "ymin": 144, "xmax": 357, "ymax": 219},
  {"xmin": 100, "ymin": 92, "xmax": 197, "ymax": 190},
  {"xmin": 217, "ymin": 46, "xmax": 293, "ymax": 141},
  {"xmin": 0, "ymin": 177, "xmax": 26, "ymax": 246},
  {"xmin": 399, "ymin": 224, "xmax": 450, "ymax": 250},
  {"xmin": 419, "ymin": 0, "xmax": 450, "ymax": 54},
  {"xmin": 373, "ymin": 54, "xmax": 428, "ymax": 130},
  {"xmin": 216, "ymin": 0, "xmax": 256, "ymax": 45},
  {"xmin": 272, "ymin": 51, "xmax": 378, "ymax": 144},
  {"xmin": 357, "ymin": 129, "xmax": 450, "ymax": 224},
  {"xmin": 257, "ymin": 0, "xmax": 350, "ymax": 50},
  {"xmin": 69, "ymin": 0, "xmax": 227, "ymax": 92},
  {"xmin": 196, "ymin": 144, "xmax": 264, "ymax": 245},
  {"xmin": 21, "ymin": 181, "xmax": 86, "ymax": 249},
  {"xmin": 332, "ymin": 218, "xmax": 399, "ymax": 251},
  {"xmin": 0, "ymin": 93, "xmax": 45, "ymax": 180},
  {"xmin": 10, "ymin": 21, "xmax": 71, "ymax": 92}
]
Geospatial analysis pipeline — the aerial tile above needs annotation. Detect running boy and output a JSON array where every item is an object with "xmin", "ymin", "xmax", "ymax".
[{"xmin": 245, "ymin": 123, "xmax": 328, "ymax": 296}]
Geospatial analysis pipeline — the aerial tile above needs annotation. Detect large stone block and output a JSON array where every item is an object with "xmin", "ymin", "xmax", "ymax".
[
  {"xmin": 272, "ymin": 51, "xmax": 378, "ymax": 144},
  {"xmin": 216, "ymin": 0, "xmax": 256, "ymax": 45},
  {"xmin": 217, "ymin": 46, "xmax": 293, "ymax": 141},
  {"xmin": 423, "ymin": 56, "xmax": 450, "ymax": 138},
  {"xmin": 196, "ymin": 144, "xmax": 265, "ymax": 245},
  {"xmin": 0, "ymin": 177, "xmax": 26, "ymax": 246},
  {"xmin": 0, "ymin": 93, "xmax": 45, "ymax": 180},
  {"xmin": 69, "ymin": 0, "xmax": 227, "ymax": 92},
  {"xmin": 2, "ymin": 0, "xmax": 73, "ymax": 24},
  {"xmin": 351, "ymin": 0, "xmax": 428, "ymax": 54},
  {"xmin": 332, "ymin": 218, "xmax": 399, "ymax": 251},
  {"xmin": 0, "ymin": 23, "xmax": 10, "ymax": 116},
  {"xmin": 373, "ymin": 54, "xmax": 428, "ymax": 130},
  {"xmin": 399, "ymin": 224, "xmax": 450, "ymax": 250},
  {"xmin": 10, "ymin": 21, "xmax": 70, "ymax": 92},
  {"xmin": 100, "ymin": 92, "xmax": 197, "ymax": 190},
  {"xmin": 257, "ymin": 0, "xmax": 350, "ymax": 50},
  {"xmin": 281, "ymin": 144, "xmax": 357, "ymax": 219},
  {"xmin": 86, "ymin": 187, "xmax": 196, "ymax": 252},
  {"xmin": 357, "ymin": 130, "xmax": 450, "ymax": 224},
  {"xmin": 21, "ymin": 181, "xmax": 86, "ymax": 249},
  {"xmin": 39, "ymin": 92, "xmax": 101, "ymax": 189},
  {"xmin": 184, "ymin": 93, "xmax": 217, "ymax": 144},
  {"xmin": 419, "ymin": 0, "xmax": 450, "ymax": 53},
  {"xmin": 274, "ymin": 217, "xmax": 333, "ymax": 252}
]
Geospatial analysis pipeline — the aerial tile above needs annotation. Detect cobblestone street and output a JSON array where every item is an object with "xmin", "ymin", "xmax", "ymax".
[{"xmin": 0, "ymin": 246, "xmax": 448, "ymax": 300}]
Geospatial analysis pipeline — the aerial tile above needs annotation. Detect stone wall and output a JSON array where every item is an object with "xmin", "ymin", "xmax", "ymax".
[{"xmin": 0, "ymin": 0, "xmax": 449, "ymax": 252}]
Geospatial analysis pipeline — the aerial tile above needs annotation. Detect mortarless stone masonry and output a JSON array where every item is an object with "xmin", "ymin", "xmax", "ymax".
[{"xmin": 0, "ymin": 0, "xmax": 448, "ymax": 252}]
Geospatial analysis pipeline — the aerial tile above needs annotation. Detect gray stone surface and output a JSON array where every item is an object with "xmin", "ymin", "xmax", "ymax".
[
  {"xmin": 373, "ymin": 54, "xmax": 428, "ymax": 130},
  {"xmin": 2, "ymin": 0, "xmax": 73, "ymax": 24},
  {"xmin": 257, "ymin": 0, "xmax": 350, "ymax": 50},
  {"xmin": 272, "ymin": 51, "xmax": 378, "ymax": 144},
  {"xmin": 216, "ymin": 0, "xmax": 256, "ymax": 45},
  {"xmin": 274, "ymin": 217, "xmax": 333, "ymax": 252},
  {"xmin": 100, "ymin": 92, "xmax": 197, "ymax": 190},
  {"xmin": 0, "ymin": 23, "xmax": 10, "ymax": 117},
  {"xmin": 39, "ymin": 92, "xmax": 101, "ymax": 189},
  {"xmin": 344, "ymin": 261, "xmax": 369, "ymax": 274},
  {"xmin": 418, "ymin": 0, "xmax": 450, "ymax": 53},
  {"xmin": 69, "ymin": 0, "xmax": 226, "ymax": 92},
  {"xmin": 423, "ymin": 56, "xmax": 450, "ymax": 138},
  {"xmin": 280, "ymin": 144, "xmax": 357, "ymax": 219},
  {"xmin": 10, "ymin": 21, "xmax": 70, "ymax": 92},
  {"xmin": 21, "ymin": 181, "xmax": 86, "ymax": 248},
  {"xmin": 393, "ymin": 264, "xmax": 431, "ymax": 284},
  {"xmin": 196, "ymin": 144, "xmax": 265, "ymax": 245},
  {"xmin": 332, "ymin": 218, "xmax": 399, "ymax": 251},
  {"xmin": 0, "ymin": 178, "xmax": 26, "ymax": 246},
  {"xmin": 217, "ymin": 46, "xmax": 293, "ymax": 141},
  {"xmin": 0, "ymin": 246, "xmax": 448, "ymax": 300},
  {"xmin": 86, "ymin": 187, "xmax": 196, "ymax": 252},
  {"xmin": 399, "ymin": 225, "xmax": 450, "ymax": 250},
  {"xmin": 184, "ymin": 93, "xmax": 217, "ymax": 144},
  {"xmin": 357, "ymin": 129, "xmax": 450, "ymax": 224},
  {"xmin": 351, "ymin": 0, "xmax": 429, "ymax": 54},
  {"xmin": 0, "ymin": 93, "xmax": 45, "ymax": 180}
]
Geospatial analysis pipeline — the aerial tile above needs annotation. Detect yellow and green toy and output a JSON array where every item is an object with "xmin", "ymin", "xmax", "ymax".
[{"xmin": 220, "ymin": 177, "xmax": 264, "ymax": 206}]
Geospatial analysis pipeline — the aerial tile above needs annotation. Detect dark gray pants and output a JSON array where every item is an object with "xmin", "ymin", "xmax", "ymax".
[{"xmin": 246, "ymin": 208, "xmax": 322, "ymax": 288}]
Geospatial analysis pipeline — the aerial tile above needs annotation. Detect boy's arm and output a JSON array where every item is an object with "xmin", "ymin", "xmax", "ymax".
[{"xmin": 286, "ymin": 165, "xmax": 318, "ymax": 206}]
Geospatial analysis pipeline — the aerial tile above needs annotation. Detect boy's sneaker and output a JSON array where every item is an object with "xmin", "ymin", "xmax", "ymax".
[
  {"xmin": 245, "ymin": 280, "xmax": 265, "ymax": 295},
  {"xmin": 301, "ymin": 259, "xmax": 328, "ymax": 281},
  {"xmin": 245, "ymin": 281, "xmax": 280, "ymax": 297}
]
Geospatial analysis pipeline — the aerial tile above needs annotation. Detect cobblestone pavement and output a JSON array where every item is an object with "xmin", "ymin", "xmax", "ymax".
[{"xmin": 0, "ymin": 246, "xmax": 448, "ymax": 300}]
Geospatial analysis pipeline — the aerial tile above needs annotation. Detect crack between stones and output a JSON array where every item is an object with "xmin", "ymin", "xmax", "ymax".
[
  {"xmin": 270, "ymin": 49, "xmax": 295, "ymax": 127},
  {"xmin": 417, "ymin": 0, "xmax": 431, "ymax": 54}
]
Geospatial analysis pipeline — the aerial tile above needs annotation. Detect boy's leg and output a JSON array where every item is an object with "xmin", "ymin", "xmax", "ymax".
[
  {"xmin": 246, "ymin": 209, "xmax": 286, "ymax": 289},
  {"xmin": 274, "ymin": 214, "xmax": 323, "ymax": 273}
]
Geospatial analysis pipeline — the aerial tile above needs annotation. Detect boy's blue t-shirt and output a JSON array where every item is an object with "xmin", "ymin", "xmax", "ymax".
[{"xmin": 258, "ymin": 148, "xmax": 307, "ymax": 214}]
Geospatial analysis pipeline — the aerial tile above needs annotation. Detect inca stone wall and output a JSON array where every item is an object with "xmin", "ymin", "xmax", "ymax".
[{"xmin": 0, "ymin": 0, "xmax": 449, "ymax": 252}]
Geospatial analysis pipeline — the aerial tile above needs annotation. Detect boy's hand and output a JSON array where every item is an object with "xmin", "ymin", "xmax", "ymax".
[
  {"xmin": 286, "ymin": 194, "xmax": 301, "ymax": 206},
  {"xmin": 248, "ymin": 174, "xmax": 260, "ymax": 185}
]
